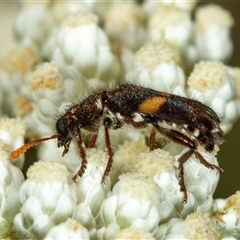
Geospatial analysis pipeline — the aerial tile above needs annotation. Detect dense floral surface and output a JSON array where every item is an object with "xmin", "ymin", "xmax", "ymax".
[{"xmin": 0, "ymin": 1, "xmax": 240, "ymax": 239}]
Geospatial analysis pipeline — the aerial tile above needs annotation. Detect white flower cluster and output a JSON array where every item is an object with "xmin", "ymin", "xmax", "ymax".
[{"xmin": 0, "ymin": 1, "xmax": 240, "ymax": 239}]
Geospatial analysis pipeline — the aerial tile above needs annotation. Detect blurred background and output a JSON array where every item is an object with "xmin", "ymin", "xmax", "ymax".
[{"xmin": 0, "ymin": 1, "xmax": 239, "ymax": 199}]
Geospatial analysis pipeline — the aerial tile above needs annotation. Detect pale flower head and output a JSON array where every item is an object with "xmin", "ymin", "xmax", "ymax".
[
  {"xmin": 148, "ymin": 5, "xmax": 194, "ymax": 51},
  {"xmin": 213, "ymin": 191, "xmax": 240, "ymax": 238},
  {"xmin": 24, "ymin": 61, "xmax": 85, "ymax": 136},
  {"xmin": 195, "ymin": 4, "xmax": 234, "ymax": 62},
  {"xmin": 0, "ymin": 1, "xmax": 239, "ymax": 239},
  {"xmin": 135, "ymin": 147, "xmax": 220, "ymax": 218},
  {"xmin": 45, "ymin": 218, "xmax": 89, "ymax": 239},
  {"xmin": 130, "ymin": 42, "xmax": 186, "ymax": 95},
  {"xmin": 0, "ymin": 117, "xmax": 26, "ymax": 168},
  {"xmin": 14, "ymin": 2, "xmax": 55, "ymax": 53},
  {"xmin": 98, "ymin": 172, "xmax": 161, "ymax": 234},
  {"xmin": 24, "ymin": 61, "xmax": 65, "ymax": 135},
  {"xmin": 0, "ymin": 46, "xmax": 39, "ymax": 77},
  {"xmin": 187, "ymin": 61, "xmax": 239, "ymax": 132},
  {"xmin": 104, "ymin": 2, "xmax": 146, "ymax": 51},
  {"xmin": 0, "ymin": 141, "xmax": 24, "ymax": 238},
  {"xmin": 14, "ymin": 161, "xmax": 76, "ymax": 239},
  {"xmin": 113, "ymin": 227, "xmax": 155, "ymax": 240},
  {"xmin": 52, "ymin": 12, "xmax": 121, "ymax": 86},
  {"xmin": 0, "ymin": 46, "xmax": 39, "ymax": 116},
  {"xmin": 111, "ymin": 134, "xmax": 148, "ymax": 185},
  {"xmin": 142, "ymin": 0, "xmax": 198, "ymax": 14},
  {"xmin": 195, "ymin": 4, "xmax": 234, "ymax": 34},
  {"xmin": 156, "ymin": 212, "xmax": 220, "ymax": 239},
  {"xmin": 74, "ymin": 148, "xmax": 111, "ymax": 217}
]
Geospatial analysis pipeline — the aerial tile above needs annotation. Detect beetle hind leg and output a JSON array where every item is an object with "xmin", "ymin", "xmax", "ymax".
[
  {"xmin": 194, "ymin": 151, "xmax": 223, "ymax": 173},
  {"xmin": 178, "ymin": 149, "xmax": 194, "ymax": 203}
]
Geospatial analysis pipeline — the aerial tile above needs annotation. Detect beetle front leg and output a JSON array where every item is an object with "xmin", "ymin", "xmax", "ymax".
[{"xmin": 73, "ymin": 127, "xmax": 88, "ymax": 182}]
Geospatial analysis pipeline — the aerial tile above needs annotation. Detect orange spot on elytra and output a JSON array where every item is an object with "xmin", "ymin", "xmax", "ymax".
[{"xmin": 138, "ymin": 96, "xmax": 167, "ymax": 114}]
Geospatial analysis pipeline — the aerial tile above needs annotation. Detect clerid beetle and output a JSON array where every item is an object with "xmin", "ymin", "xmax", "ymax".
[{"xmin": 11, "ymin": 83, "xmax": 224, "ymax": 202}]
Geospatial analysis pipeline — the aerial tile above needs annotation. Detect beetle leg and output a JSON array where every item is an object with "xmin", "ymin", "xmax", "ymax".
[
  {"xmin": 149, "ymin": 128, "xmax": 157, "ymax": 151},
  {"xmin": 102, "ymin": 117, "xmax": 114, "ymax": 183},
  {"xmin": 89, "ymin": 133, "xmax": 98, "ymax": 148},
  {"xmin": 73, "ymin": 127, "xmax": 88, "ymax": 182}
]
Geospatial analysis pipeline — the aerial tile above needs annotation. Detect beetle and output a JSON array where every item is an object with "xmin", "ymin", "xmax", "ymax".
[{"xmin": 11, "ymin": 83, "xmax": 224, "ymax": 202}]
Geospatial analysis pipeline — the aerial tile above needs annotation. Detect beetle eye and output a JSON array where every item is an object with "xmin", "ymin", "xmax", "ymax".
[{"xmin": 56, "ymin": 118, "xmax": 67, "ymax": 137}]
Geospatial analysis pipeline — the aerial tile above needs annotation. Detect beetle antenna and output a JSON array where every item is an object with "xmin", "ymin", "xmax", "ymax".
[{"xmin": 11, "ymin": 134, "xmax": 58, "ymax": 159}]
